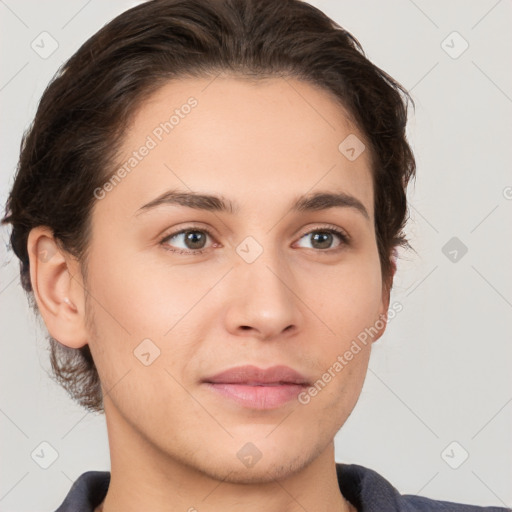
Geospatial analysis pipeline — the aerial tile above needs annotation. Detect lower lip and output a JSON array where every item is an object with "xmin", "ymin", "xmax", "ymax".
[{"xmin": 204, "ymin": 383, "xmax": 307, "ymax": 409}]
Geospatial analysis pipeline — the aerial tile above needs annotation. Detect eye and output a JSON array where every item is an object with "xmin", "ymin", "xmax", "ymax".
[
  {"xmin": 295, "ymin": 226, "xmax": 349, "ymax": 251},
  {"xmin": 159, "ymin": 224, "xmax": 350, "ymax": 255},
  {"xmin": 160, "ymin": 227, "xmax": 216, "ymax": 254}
]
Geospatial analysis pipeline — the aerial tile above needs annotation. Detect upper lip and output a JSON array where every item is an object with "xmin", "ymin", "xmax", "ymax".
[{"xmin": 202, "ymin": 365, "xmax": 310, "ymax": 385}]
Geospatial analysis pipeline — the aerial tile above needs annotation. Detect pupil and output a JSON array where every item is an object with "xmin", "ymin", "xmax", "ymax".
[
  {"xmin": 312, "ymin": 232, "xmax": 332, "ymax": 249},
  {"xmin": 186, "ymin": 231, "xmax": 205, "ymax": 249}
]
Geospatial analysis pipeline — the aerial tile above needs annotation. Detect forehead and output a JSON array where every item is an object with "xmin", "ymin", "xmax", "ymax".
[{"xmin": 96, "ymin": 75, "xmax": 374, "ymax": 222}]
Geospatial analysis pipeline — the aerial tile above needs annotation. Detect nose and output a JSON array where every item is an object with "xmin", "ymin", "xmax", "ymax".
[{"xmin": 223, "ymin": 247, "xmax": 303, "ymax": 341}]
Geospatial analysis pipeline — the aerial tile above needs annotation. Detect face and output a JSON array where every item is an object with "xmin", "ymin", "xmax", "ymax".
[{"xmin": 82, "ymin": 76, "xmax": 389, "ymax": 482}]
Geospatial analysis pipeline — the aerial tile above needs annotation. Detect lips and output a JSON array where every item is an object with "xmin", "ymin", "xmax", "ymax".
[
  {"xmin": 202, "ymin": 365, "xmax": 310, "ymax": 410},
  {"xmin": 202, "ymin": 364, "xmax": 310, "ymax": 386}
]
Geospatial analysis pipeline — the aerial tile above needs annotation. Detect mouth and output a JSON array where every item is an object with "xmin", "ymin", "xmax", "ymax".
[{"xmin": 202, "ymin": 365, "xmax": 310, "ymax": 410}]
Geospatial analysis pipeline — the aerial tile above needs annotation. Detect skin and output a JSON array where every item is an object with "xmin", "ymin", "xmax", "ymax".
[{"xmin": 27, "ymin": 76, "xmax": 392, "ymax": 512}]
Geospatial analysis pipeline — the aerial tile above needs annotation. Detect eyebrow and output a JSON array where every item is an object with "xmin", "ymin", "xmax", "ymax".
[{"xmin": 135, "ymin": 189, "xmax": 369, "ymax": 220}]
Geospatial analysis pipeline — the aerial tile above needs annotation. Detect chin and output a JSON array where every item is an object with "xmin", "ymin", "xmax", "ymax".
[
  {"xmin": 197, "ymin": 450, "xmax": 312, "ymax": 485},
  {"xmin": 188, "ymin": 445, "xmax": 315, "ymax": 484}
]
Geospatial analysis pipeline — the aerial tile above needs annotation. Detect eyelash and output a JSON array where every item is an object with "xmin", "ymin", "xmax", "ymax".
[{"xmin": 159, "ymin": 224, "xmax": 350, "ymax": 255}]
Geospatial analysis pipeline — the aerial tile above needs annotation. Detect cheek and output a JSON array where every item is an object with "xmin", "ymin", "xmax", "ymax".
[
  {"xmin": 87, "ymin": 246, "xmax": 202, "ymax": 339},
  {"xmin": 302, "ymin": 250, "xmax": 382, "ymax": 404},
  {"xmin": 308, "ymin": 250, "xmax": 384, "ymax": 337},
  {"xmin": 293, "ymin": 247, "xmax": 382, "ymax": 384},
  {"xmin": 296, "ymin": 339, "xmax": 370, "ymax": 452},
  {"xmin": 83, "ymin": 245, "xmax": 219, "ymax": 397}
]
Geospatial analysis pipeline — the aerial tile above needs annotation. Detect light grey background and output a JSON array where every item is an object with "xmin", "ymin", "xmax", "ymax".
[{"xmin": 1, "ymin": 0, "xmax": 511, "ymax": 510}]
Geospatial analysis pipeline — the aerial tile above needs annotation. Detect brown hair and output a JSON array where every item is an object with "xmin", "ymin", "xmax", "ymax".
[{"xmin": 1, "ymin": 0, "xmax": 415, "ymax": 413}]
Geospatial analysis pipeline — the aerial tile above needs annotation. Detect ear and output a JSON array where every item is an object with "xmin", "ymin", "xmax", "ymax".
[
  {"xmin": 372, "ymin": 250, "xmax": 398, "ymax": 343},
  {"xmin": 27, "ymin": 226, "xmax": 88, "ymax": 348}
]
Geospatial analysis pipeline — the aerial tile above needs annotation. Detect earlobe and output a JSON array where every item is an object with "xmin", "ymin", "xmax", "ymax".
[
  {"xmin": 381, "ymin": 248, "xmax": 398, "ymax": 315},
  {"xmin": 373, "ymin": 252, "xmax": 397, "ymax": 343},
  {"xmin": 27, "ymin": 226, "xmax": 88, "ymax": 349},
  {"xmin": 372, "ymin": 289, "xmax": 390, "ymax": 344}
]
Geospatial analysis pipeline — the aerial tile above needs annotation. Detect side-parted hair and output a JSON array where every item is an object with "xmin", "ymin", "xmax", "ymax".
[{"xmin": 1, "ymin": 0, "xmax": 415, "ymax": 412}]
